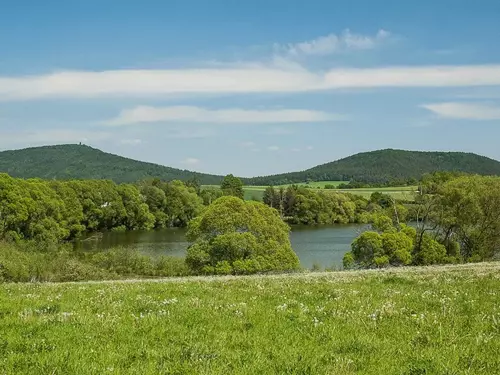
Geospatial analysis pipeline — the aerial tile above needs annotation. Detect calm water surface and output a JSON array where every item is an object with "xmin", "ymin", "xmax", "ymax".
[{"xmin": 77, "ymin": 224, "xmax": 369, "ymax": 269}]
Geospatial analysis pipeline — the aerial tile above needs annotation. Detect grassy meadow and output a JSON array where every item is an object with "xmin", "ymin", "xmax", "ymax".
[
  {"xmin": 1, "ymin": 263, "xmax": 499, "ymax": 374},
  {"xmin": 204, "ymin": 182, "xmax": 418, "ymax": 201}
]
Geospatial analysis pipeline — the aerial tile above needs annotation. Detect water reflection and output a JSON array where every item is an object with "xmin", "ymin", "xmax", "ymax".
[{"xmin": 76, "ymin": 224, "xmax": 369, "ymax": 269}]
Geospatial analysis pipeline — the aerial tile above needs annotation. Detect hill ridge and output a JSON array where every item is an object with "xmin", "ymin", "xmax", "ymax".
[
  {"xmin": 0, "ymin": 143, "xmax": 224, "ymax": 184},
  {"xmin": 245, "ymin": 148, "xmax": 500, "ymax": 185},
  {"xmin": 1, "ymin": 144, "xmax": 499, "ymax": 185}
]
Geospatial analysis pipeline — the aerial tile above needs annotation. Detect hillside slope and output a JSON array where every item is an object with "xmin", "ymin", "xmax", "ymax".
[
  {"xmin": 0, "ymin": 144, "xmax": 223, "ymax": 184},
  {"xmin": 246, "ymin": 149, "xmax": 500, "ymax": 185}
]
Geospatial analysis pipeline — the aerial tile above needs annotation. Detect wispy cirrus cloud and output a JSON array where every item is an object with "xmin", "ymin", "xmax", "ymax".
[
  {"xmin": 104, "ymin": 106, "xmax": 341, "ymax": 126},
  {"xmin": 3, "ymin": 65, "xmax": 500, "ymax": 101},
  {"xmin": 181, "ymin": 157, "xmax": 200, "ymax": 166},
  {"xmin": 119, "ymin": 138, "xmax": 143, "ymax": 145},
  {"xmin": 276, "ymin": 29, "xmax": 391, "ymax": 56},
  {"xmin": 0, "ymin": 129, "xmax": 111, "ymax": 147},
  {"xmin": 421, "ymin": 102, "xmax": 500, "ymax": 120}
]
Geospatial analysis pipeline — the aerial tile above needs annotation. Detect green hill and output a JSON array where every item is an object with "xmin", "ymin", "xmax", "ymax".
[
  {"xmin": 0, "ymin": 144, "xmax": 223, "ymax": 184},
  {"xmin": 2, "ymin": 146, "xmax": 500, "ymax": 186},
  {"xmin": 245, "ymin": 149, "xmax": 500, "ymax": 185}
]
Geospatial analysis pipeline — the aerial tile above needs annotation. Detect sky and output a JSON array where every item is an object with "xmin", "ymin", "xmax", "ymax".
[{"xmin": 1, "ymin": 0, "xmax": 500, "ymax": 177}]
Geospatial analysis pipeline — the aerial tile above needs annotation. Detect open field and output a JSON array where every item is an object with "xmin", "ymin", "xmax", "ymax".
[
  {"xmin": 1, "ymin": 263, "xmax": 499, "ymax": 374},
  {"xmin": 203, "ymin": 182, "xmax": 418, "ymax": 201},
  {"xmin": 336, "ymin": 187, "xmax": 418, "ymax": 200}
]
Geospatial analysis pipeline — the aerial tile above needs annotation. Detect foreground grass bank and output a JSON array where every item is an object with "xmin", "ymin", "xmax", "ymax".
[{"xmin": 1, "ymin": 263, "xmax": 499, "ymax": 374}]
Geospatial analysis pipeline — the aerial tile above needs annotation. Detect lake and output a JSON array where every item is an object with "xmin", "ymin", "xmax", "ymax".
[{"xmin": 76, "ymin": 224, "xmax": 369, "ymax": 269}]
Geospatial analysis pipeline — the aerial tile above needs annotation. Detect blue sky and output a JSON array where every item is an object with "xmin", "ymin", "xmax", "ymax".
[{"xmin": 1, "ymin": 0, "xmax": 500, "ymax": 177}]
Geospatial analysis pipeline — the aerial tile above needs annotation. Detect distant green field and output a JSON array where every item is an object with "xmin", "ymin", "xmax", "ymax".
[
  {"xmin": 337, "ymin": 189, "xmax": 417, "ymax": 201},
  {"xmin": 203, "ymin": 182, "xmax": 417, "ymax": 201},
  {"xmin": 248, "ymin": 181, "xmax": 347, "ymax": 190}
]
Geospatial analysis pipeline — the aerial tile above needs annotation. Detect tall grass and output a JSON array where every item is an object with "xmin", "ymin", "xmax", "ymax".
[
  {"xmin": 0, "ymin": 263, "xmax": 499, "ymax": 374},
  {"xmin": 0, "ymin": 242, "xmax": 189, "ymax": 282}
]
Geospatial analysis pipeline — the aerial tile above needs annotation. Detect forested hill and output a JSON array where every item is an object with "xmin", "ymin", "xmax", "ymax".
[
  {"xmin": 245, "ymin": 149, "xmax": 500, "ymax": 185},
  {"xmin": 0, "ymin": 144, "xmax": 223, "ymax": 184}
]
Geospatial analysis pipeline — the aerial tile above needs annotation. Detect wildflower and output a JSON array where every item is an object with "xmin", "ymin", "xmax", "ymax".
[{"xmin": 276, "ymin": 303, "xmax": 288, "ymax": 311}]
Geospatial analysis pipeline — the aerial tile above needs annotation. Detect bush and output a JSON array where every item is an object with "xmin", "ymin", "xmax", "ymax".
[
  {"xmin": 374, "ymin": 255, "xmax": 390, "ymax": 268},
  {"xmin": 414, "ymin": 234, "xmax": 447, "ymax": 265},
  {"xmin": 372, "ymin": 215, "xmax": 394, "ymax": 232},
  {"xmin": 185, "ymin": 196, "xmax": 300, "ymax": 275},
  {"xmin": 342, "ymin": 252, "xmax": 355, "ymax": 269},
  {"xmin": 351, "ymin": 231, "xmax": 383, "ymax": 267},
  {"xmin": 215, "ymin": 261, "xmax": 232, "ymax": 275},
  {"xmin": 382, "ymin": 232, "xmax": 413, "ymax": 266}
]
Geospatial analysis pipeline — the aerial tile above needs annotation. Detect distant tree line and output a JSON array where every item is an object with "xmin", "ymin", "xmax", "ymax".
[
  {"xmin": 261, "ymin": 185, "xmax": 406, "ymax": 225},
  {"xmin": 244, "ymin": 149, "xmax": 500, "ymax": 186}
]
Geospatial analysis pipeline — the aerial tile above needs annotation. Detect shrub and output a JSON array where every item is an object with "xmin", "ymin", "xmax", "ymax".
[
  {"xmin": 185, "ymin": 196, "xmax": 299, "ymax": 275},
  {"xmin": 351, "ymin": 231, "xmax": 383, "ymax": 267},
  {"xmin": 381, "ymin": 232, "xmax": 413, "ymax": 266},
  {"xmin": 215, "ymin": 261, "xmax": 232, "ymax": 275},
  {"xmin": 414, "ymin": 234, "xmax": 447, "ymax": 265},
  {"xmin": 372, "ymin": 215, "xmax": 394, "ymax": 232},
  {"xmin": 374, "ymin": 255, "xmax": 390, "ymax": 268},
  {"xmin": 342, "ymin": 252, "xmax": 355, "ymax": 269}
]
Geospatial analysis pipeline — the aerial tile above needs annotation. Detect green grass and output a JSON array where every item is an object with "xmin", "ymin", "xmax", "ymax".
[
  {"xmin": 1, "ymin": 263, "xmax": 499, "ymax": 374},
  {"xmin": 248, "ymin": 181, "xmax": 347, "ymax": 189},
  {"xmin": 203, "ymin": 182, "xmax": 417, "ymax": 202},
  {"xmin": 336, "ymin": 187, "xmax": 418, "ymax": 201}
]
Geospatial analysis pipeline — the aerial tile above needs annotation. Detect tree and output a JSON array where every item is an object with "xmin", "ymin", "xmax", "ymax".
[
  {"xmin": 139, "ymin": 185, "xmax": 168, "ymax": 227},
  {"xmin": 436, "ymin": 175, "xmax": 500, "ymax": 261},
  {"xmin": 220, "ymin": 174, "xmax": 244, "ymax": 199},
  {"xmin": 349, "ymin": 231, "xmax": 383, "ymax": 267},
  {"xmin": 185, "ymin": 196, "xmax": 299, "ymax": 274},
  {"xmin": 117, "ymin": 185, "xmax": 155, "ymax": 230},
  {"xmin": 381, "ymin": 231, "xmax": 413, "ymax": 265},
  {"xmin": 161, "ymin": 180, "xmax": 203, "ymax": 227},
  {"xmin": 184, "ymin": 177, "xmax": 201, "ymax": 194},
  {"xmin": 199, "ymin": 187, "xmax": 223, "ymax": 206},
  {"xmin": 413, "ymin": 233, "xmax": 447, "ymax": 265}
]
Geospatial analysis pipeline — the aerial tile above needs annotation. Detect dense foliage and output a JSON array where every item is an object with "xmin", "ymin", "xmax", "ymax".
[
  {"xmin": 0, "ymin": 144, "xmax": 223, "ymax": 184},
  {"xmin": 246, "ymin": 149, "xmax": 500, "ymax": 185},
  {"xmin": 185, "ymin": 196, "xmax": 300, "ymax": 274},
  {"xmin": 0, "ymin": 173, "xmax": 203, "ymax": 244},
  {"xmin": 345, "ymin": 174, "xmax": 500, "ymax": 268},
  {"xmin": 263, "ymin": 185, "xmax": 378, "ymax": 224},
  {"xmin": 220, "ymin": 174, "xmax": 244, "ymax": 199}
]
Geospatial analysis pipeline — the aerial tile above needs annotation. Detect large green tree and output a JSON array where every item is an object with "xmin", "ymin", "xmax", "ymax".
[
  {"xmin": 435, "ymin": 175, "xmax": 500, "ymax": 261},
  {"xmin": 185, "ymin": 196, "xmax": 299, "ymax": 274}
]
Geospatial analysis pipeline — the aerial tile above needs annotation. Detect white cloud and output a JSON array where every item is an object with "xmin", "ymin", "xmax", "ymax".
[
  {"xmin": 105, "ymin": 106, "xmax": 339, "ymax": 126},
  {"xmin": 163, "ymin": 128, "xmax": 214, "ymax": 139},
  {"xmin": 267, "ymin": 146, "xmax": 280, "ymax": 151},
  {"xmin": 181, "ymin": 157, "xmax": 200, "ymax": 166},
  {"xmin": 264, "ymin": 127, "xmax": 295, "ymax": 136},
  {"xmin": 291, "ymin": 148, "xmax": 301, "ymax": 152},
  {"xmin": 305, "ymin": 145, "xmax": 314, "ymax": 150},
  {"xmin": 0, "ymin": 129, "xmax": 111, "ymax": 147},
  {"xmin": 119, "ymin": 138, "xmax": 142, "ymax": 145},
  {"xmin": 278, "ymin": 29, "xmax": 391, "ymax": 56},
  {"xmin": 421, "ymin": 102, "xmax": 500, "ymax": 120},
  {"xmin": 3, "ymin": 64, "xmax": 500, "ymax": 101}
]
